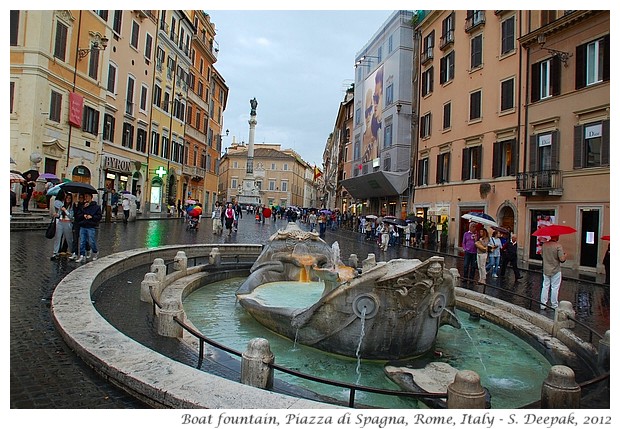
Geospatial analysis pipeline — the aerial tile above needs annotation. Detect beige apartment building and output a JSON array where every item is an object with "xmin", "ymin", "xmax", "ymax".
[
  {"xmin": 218, "ymin": 142, "xmax": 318, "ymax": 209},
  {"xmin": 413, "ymin": 10, "xmax": 609, "ymax": 276}
]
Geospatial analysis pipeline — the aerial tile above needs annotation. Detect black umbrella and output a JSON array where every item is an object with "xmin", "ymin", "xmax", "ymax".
[
  {"xmin": 22, "ymin": 169, "xmax": 39, "ymax": 181},
  {"xmin": 59, "ymin": 181, "xmax": 98, "ymax": 194},
  {"xmin": 383, "ymin": 217, "xmax": 407, "ymax": 226},
  {"xmin": 406, "ymin": 214, "xmax": 424, "ymax": 223}
]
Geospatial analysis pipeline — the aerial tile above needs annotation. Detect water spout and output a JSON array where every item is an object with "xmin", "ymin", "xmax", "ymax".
[{"xmin": 355, "ymin": 306, "xmax": 367, "ymax": 385}]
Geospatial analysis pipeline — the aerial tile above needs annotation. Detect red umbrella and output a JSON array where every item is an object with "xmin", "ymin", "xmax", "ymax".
[
  {"xmin": 601, "ymin": 235, "xmax": 610, "ymax": 241},
  {"xmin": 531, "ymin": 224, "xmax": 577, "ymax": 237},
  {"xmin": 262, "ymin": 207, "xmax": 272, "ymax": 218}
]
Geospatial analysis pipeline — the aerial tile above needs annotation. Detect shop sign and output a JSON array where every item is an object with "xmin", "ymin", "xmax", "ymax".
[{"xmin": 104, "ymin": 154, "xmax": 132, "ymax": 173}]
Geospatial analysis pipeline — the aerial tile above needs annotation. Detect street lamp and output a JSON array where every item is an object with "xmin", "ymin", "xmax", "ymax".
[{"xmin": 78, "ymin": 34, "xmax": 109, "ymax": 60}]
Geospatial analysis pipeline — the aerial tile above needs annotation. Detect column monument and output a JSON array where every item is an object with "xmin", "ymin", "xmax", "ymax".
[{"xmin": 237, "ymin": 98, "xmax": 261, "ymax": 206}]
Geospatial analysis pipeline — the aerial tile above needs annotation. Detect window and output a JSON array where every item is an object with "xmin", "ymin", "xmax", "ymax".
[
  {"xmin": 186, "ymin": 105, "xmax": 193, "ymax": 126},
  {"xmin": 161, "ymin": 135, "xmax": 169, "ymax": 159},
  {"xmin": 151, "ymin": 131, "xmax": 160, "ymax": 155},
  {"xmin": 136, "ymin": 128, "xmax": 147, "ymax": 153},
  {"xmin": 271, "ymin": 163, "xmax": 276, "ymax": 170},
  {"xmin": 576, "ymin": 35, "xmax": 610, "ymax": 89},
  {"xmin": 231, "ymin": 178, "xmax": 238, "ymax": 189},
  {"xmin": 355, "ymin": 108, "xmax": 361, "ymax": 126},
  {"xmin": 10, "ymin": 10, "xmax": 19, "ymax": 46},
  {"xmin": 49, "ymin": 90, "xmax": 62, "ymax": 123},
  {"xmin": 385, "ymin": 84, "xmax": 393, "ymax": 106},
  {"xmin": 126, "ymin": 76, "xmax": 135, "ymax": 115},
  {"xmin": 422, "ymin": 31, "xmax": 434, "ymax": 63},
  {"xmin": 112, "ymin": 11, "xmax": 122, "ymax": 34},
  {"xmin": 383, "ymin": 156, "xmax": 391, "ymax": 171},
  {"xmin": 10, "ymin": 82, "xmax": 15, "ymax": 113},
  {"xmin": 388, "ymin": 35, "xmax": 393, "ymax": 53},
  {"xmin": 420, "ymin": 112, "xmax": 432, "ymax": 138},
  {"xmin": 383, "ymin": 123, "xmax": 393, "ymax": 149},
  {"xmin": 122, "ymin": 123, "xmax": 134, "ymax": 149},
  {"xmin": 531, "ymin": 57, "xmax": 560, "ymax": 102},
  {"xmin": 470, "ymin": 34, "xmax": 483, "ymax": 69},
  {"xmin": 281, "ymin": 181, "xmax": 288, "ymax": 192},
  {"xmin": 103, "ymin": 113, "xmax": 115, "ymax": 142},
  {"xmin": 107, "ymin": 63, "xmax": 117, "ymax": 93},
  {"xmin": 462, "ymin": 146, "xmax": 482, "ymax": 180},
  {"xmin": 88, "ymin": 50, "xmax": 100, "ymax": 79},
  {"xmin": 440, "ymin": 50, "xmax": 455, "ymax": 84},
  {"xmin": 440, "ymin": 13, "xmax": 455, "ymax": 48},
  {"xmin": 163, "ymin": 92, "xmax": 170, "ymax": 113},
  {"xmin": 377, "ymin": 46, "xmax": 382, "ymax": 63},
  {"xmin": 283, "ymin": 163, "xmax": 289, "ymax": 171},
  {"xmin": 195, "ymin": 111, "xmax": 200, "ymax": 130},
  {"xmin": 573, "ymin": 121, "xmax": 610, "ymax": 168},
  {"xmin": 354, "ymin": 135, "xmax": 361, "ymax": 160},
  {"xmin": 466, "ymin": 10, "xmax": 485, "ymax": 29},
  {"xmin": 53, "ymin": 21, "xmax": 68, "ymax": 61},
  {"xmin": 541, "ymin": 10, "xmax": 557, "ymax": 26},
  {"xmin": 417, "ymin": 157, "xmax": 429, "ymax": 186},
  {"xmin": 469, "ymin": 90, "xmax": 482, "ymax": 121},
  {"xmin": 436, "ymin": 152, "xmax": 450, "ymax": 184},
  {"xmin": 140, "ymin": 85, "xmax": 148, "ymax": 112},
  {"xmin": 232, "ymin": 161, "xmax": 238, "ymax": 169},
  {"xmin": 144, "ymin": 34, "xmax": 153, "ymax": 62},
  {"xmin": 501, "ymin": 16, "xmax": 515, "ymax": 55},
  {"xmin": 269, "ymin": 180, "xmax": 275, "ymax": 191},
  {"xmin": 82, "ymin": 106, "xmax": 99, "ymax": 136},
  {"xmin": 443, "ymin": 102, "xmax": 451, "ymax": 130},
  {"xmin": 492, "ymin": 139, "xmax": 517, "ymax": 177},
  {"xmin": 422, "ymin": 66, "xmax": 434, "ymax": 96},
  {"xmin": 529, "ymin": 132, "xmax": 559, "ymax": 173},
  {"xmin": 500, "ymin": 78, "xmax": 515, "ymax": 111},
  {"xmin": 95, "ymin": 10, "xmax": 108, "ymax": 21},
  {"xmin": 153, "ymin": 85, "xmax": 161, "ymax": 108},
  {"xmin": 130, "ymin": 21, "xmax": 139, "ymax": 49}
]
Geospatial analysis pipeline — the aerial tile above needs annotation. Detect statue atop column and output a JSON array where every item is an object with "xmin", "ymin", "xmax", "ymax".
[{"xmin": 250, "ymin": 97, "xmax": 258, "ymax": 116}]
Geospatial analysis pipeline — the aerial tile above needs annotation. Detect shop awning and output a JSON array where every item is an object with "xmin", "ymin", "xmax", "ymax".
[{"xmin": 340, "ymin": 170, "xmax": 409, "ymax": 199}]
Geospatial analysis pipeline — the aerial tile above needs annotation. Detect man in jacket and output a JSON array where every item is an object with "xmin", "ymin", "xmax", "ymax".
[
  {"xmin": 500, "ymin": 232, "xmax": 522, "ymax": 280},
  {"xmin": 74, "ymin": 193, "xmax": 102, "ymax": 263},
  {"xmin": 540, "ymin": 236, "xmax": 567, "ymax": 309}
]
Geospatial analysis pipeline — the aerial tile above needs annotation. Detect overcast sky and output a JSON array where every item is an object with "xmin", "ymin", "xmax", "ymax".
[{"xmin": 206, "ymin": 9, "xmax": 395, "ymax": 168}]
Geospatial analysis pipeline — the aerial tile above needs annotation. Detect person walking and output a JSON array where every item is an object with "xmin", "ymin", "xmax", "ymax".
[
  {"xmin": 486, "ymin": 230, "xmax": 502, "ymax": 278},
  {"xmin": 540, "ymin": 236, "xmax": 567, "ymax": 309},
  {"xmin": 21, "ymin": 172, "xmax": 35, "ymax": 212},
  {"xmin": 51, "ymin": 192, "xmax": 74, "ymax": 261},
  {"xmin": 68, "ymin": 194, "xmax": 88, "ymax": 260},
  {"xmin": 211, "ymin": 201, "xmax": 223, "ymax": 235},
  {"xmin": 500, "ymin": 232, "xmax": 522, "ymax": 280},
  {"xmin": 122, "ymin": 196, "xmax": 130, "ymax": 223},
  {"xmin": 110, "ymin": 189, "xmax": 119, "ymax": 219},
  {"xmin": 224, "ymin": 202, "xmax": 236, "ymax": 236},
  {"xmin": 74, "ymin": 193, "xmax": 102, "ymax": 263},
  {"xmin": 462, "ymin": 222, "xmax": 478, "ymax": 281},
  {"xmin": 474, "ymin": 228, "xmax": 490, "ymax": 282},
  {"xmin": 308, "ymin": 210, "xmax": 317, "ymax": 232}
]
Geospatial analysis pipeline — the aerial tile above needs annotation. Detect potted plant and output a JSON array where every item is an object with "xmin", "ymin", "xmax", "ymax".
[
  {"xmin": 33, "ymin": 191, "xmax": 47, "ymax": 208},
  {"xmin": 440, "ymin": 220, "xmax": 449, "ymax": 249}
]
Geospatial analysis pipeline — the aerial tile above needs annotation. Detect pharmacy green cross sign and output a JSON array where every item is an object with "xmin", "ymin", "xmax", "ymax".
[{"xmin": 155, "ymin": 166, "xmax": 167, "ymax": 178}]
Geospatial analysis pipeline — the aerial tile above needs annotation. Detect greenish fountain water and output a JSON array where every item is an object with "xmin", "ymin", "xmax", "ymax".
[{"xmin": 183, "ymin": 277, "xmax": 551, "ymax": 409}]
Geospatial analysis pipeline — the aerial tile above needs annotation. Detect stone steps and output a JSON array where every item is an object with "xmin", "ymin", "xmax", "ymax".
[{"xmin": 10, "ymin": 209, "xmax": 51, "ymax": 230}]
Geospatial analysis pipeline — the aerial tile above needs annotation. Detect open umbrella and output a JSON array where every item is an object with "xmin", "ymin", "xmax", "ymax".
[
  {"xmin": 319, "ymin": 209, "xmax": 332, "ymax": 215},
  {"xmin": 10, "ymin": 172, "xmax": 25, "ymax": 183},
  {"xmin": 531, "ymin": 224, "xmax": 577, "ymax": 237},
  {"xmin": 120, "ymin": 190, "xmax": 131, "ymax": 194},
  {"xmin": 365, "ymin": 214, "xmax": 378, "ymax": 220},
  {"xmin": 22, "ymin": 169, "xmax": 39, "ymax": 182},
  {"xmin": 38, "ymin": 173, "xmax": 58, "ymax": 181},
  {"xmin": 383, "ymin": 217, "xmax": 407, "ymax": 226},
  {"xmin": 461, "ymin": 212, "xmax": 498, "ymax": 228},
  {"xmin": 185, "ymin": 199, "xmax": 197, "ymax": 205},
  {"xmin": 492, "ymin": 225, "xmax": 510, "ymax": 234},
  {"xmin": 58, "ymin": 181, "xmax": 98, "ymax": 194},
  {"xmin": 601, "ymin": 235, "xmax": 610, "ymax": 241},
  {"xmin": 262, "ymin": 207, "xmax": 272, "ymax": 218},
  {"xmin": 406, "ymin": 214, "xmax": 424, "ymax": 223}
]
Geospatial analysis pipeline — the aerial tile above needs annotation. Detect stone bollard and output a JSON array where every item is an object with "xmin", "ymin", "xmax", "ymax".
[
  {"xmin": 241, "ymin": 338, "xmax": 274, "ymax": 390},
  {"xmin": 362, "ymin": 254, "xmax": 377, "ymax": 273},
  {"xmin": 173, "ymin": 251, "xmax": 187, "ymax": 272},
  {"xmin": 447, "ymin": 370, "xmax": 486, "ymax": 409},
  {"xmin": 151, "ymin": 258, "xmax": 167, "ymax": 283},
  {"xmin": 140, "ymin": 272, "xmax": 161, "ymax": 303},
  {"xmin": 157, "ymin": 299, "xmax": 184, "ymax": 338},
  {"xmin": 541, "ymin": 365, "xmax": 581, "ymax": 409},
  {"xmin": 552, "ymin": 301, "xmax": 576, "ymax": 336},
  {"xmin": 597, "ymin": 330, "xmax": 610, "ymax": 372},
  {"xmin": 209, "ymin": 248, "xmax": 221, "ymax": 266},
  {"xmin": 348, "ymin": 254, "xmax": 359, "ymax": 269}
]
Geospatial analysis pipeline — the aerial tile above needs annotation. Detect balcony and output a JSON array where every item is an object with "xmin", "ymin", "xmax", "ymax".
[
  {"xmin": 420, "ymin": 47, "xmax": 433, "ymax": 65},
  {"xmin": 465, "ymin": 11, "xmax": 485, "ymax": 33},
  {"xmin": 183, "ymin": 165, "xmax": 206, "ymax": 181},
  {"xmin": 516, "ymin": 170, "xmax": 563, "ymax": 196},
  {"xmin": 439, "ymin": 30, "xmax": 454, "ymax": 50}
]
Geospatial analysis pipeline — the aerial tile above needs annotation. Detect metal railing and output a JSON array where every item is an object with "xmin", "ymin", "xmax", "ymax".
[{"xmin": 516, "ymin": 170, "xmax": 563, "ymax": 193}]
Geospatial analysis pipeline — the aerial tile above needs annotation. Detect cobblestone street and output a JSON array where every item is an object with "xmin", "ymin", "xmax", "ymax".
[{"xmin": 10, "ymin": 214, "xmax": 610, "ymax": 409}]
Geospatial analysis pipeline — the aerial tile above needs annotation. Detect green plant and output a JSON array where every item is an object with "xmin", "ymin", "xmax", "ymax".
[
  {"xmin": 441, "ymin": 220, "xmax": 449, "ymax": 236},
  {"xmin": 33, "ymin": 191, "xmax": 46, "ymax": 204}
]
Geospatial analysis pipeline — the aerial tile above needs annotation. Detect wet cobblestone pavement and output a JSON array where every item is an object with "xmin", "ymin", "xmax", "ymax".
[{"xmin": 10, "ymin": 215, "xmax": 610, "ymax": 409}]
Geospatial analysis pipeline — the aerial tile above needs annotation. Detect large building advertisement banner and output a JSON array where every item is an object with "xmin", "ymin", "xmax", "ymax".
[{"xmin": 361, "ymin": 66, "xmax": 383, "ymax": 164}]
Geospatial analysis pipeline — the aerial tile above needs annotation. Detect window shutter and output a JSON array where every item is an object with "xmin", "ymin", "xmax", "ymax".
[
  {"xmin": 440, "ymin": 56, "xmax": 446, "ymax": 84},
  {"xmin": 448, "ymin": 51, "xmax": 455, "ymax": 79},
  {"xmin": 602, "ymin": 120, "xmax": 610, "ymax": 165},
  {"xmin": 602, "ymin": 34, "xmax": 610, "ymax": 82},
  {"xmin": 529, "ymin": 135, "xmax": 537, "ymax": 172},
  {"xmin": 509, "ymin": 139, "xmax": 517, "ymax": 176},
  {"xmin": 575, "ymin": 43, "xmax": 586, "ymax": 89},
  {"xmin": 429, "ymin": 66, "xmax": 434, "ymax": 92},
  {"xmin": 461, "ymin": 147, "xmax": 470, "ymax": 180},
  {"xmin": 531, "ymin": 62, "xmax": 541, "ymax": 102},
  {"xmin": 474, "ymin": 147, "xmax": 482, "ymax": 179},
  {"xmin": 551, "ymin": 130, "xmax": 560, "ymax": 170},
  {"xmin": 573, "ymin": 125, "xmax": 583, "ymax": 169},
  {"xmin": 436, "ymin": 154, "xmax": 441, "ymax": 183},
  {"xmin": 492, "ymin": 141, "xmax": 500, "ymax": 177},
  {"xmin": 422, "ymin": 71, "xmax": 427, "ymax": 96},
  {"xmin": 551, "ymin": 56, "xmax": 561, "ymax": 96}
]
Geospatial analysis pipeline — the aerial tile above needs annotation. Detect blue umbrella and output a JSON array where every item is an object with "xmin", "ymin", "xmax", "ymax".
[
  {"xmin": 461, "ymin": 212, "xmax": 498, "ymax": 228},
  {"xmin": 45, "ymin": 183, "xmax": 64, "ymax": 197}
]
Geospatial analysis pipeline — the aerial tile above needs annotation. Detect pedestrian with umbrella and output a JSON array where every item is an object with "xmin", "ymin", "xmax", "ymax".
[
  {"xmin": 74, "ymin": 191, "xmax": 102, "ymax": 263},
  {"xmin": 21, "ymin": 172, "xmax": 36, "ymax": 212},
  {"xmin": 499, "ymin": 232, "xmax": 522, "ymax": 281},
  {"xmin": 462, "ymin": 222, "xmax": 478, "ymax": 282},
  {"xmin": 533, "ymin": 225, "xmax": 574, "ymax": 309}
]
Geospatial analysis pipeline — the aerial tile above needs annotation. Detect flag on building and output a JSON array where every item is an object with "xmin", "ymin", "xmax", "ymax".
[{"xmin": 313, "ymin": 165, "xmax": 322, "ymax": 182}]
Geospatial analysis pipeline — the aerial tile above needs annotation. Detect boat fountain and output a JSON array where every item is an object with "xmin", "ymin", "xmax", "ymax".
[{"xmin": 236, "ymin": 223, "xmax": 461, "ymax": 360}]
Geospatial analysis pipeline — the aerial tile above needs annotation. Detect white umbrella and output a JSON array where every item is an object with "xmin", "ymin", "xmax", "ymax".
[
  {"xmin": 461, "ymin": 212, "xmax": 498, "ymax": 228},
  {"xmin": 365, "ymin": 214, "xmax": 378, "ymax": 219}
]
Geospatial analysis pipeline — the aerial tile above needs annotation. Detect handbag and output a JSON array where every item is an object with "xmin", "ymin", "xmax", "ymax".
[{"xmin": 45, "ymin": 218, "xmax": 56, "ymax": 239}]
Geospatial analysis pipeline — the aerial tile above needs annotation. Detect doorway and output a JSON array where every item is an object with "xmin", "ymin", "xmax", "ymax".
[{"xmin": 580, "ymin": 209, "xmax": 599, "ymax": 268}]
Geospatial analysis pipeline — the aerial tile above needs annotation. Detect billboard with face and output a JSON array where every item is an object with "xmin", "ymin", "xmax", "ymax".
[{"xmin": 361, "ymin": 66, "xmax": 383, "ymax": 164}]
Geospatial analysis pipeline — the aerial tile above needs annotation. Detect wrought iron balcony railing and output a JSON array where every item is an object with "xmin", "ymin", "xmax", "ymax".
[{"xmin": 516, "ymin": 170, "xmax": 563, "ymax": 195}]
